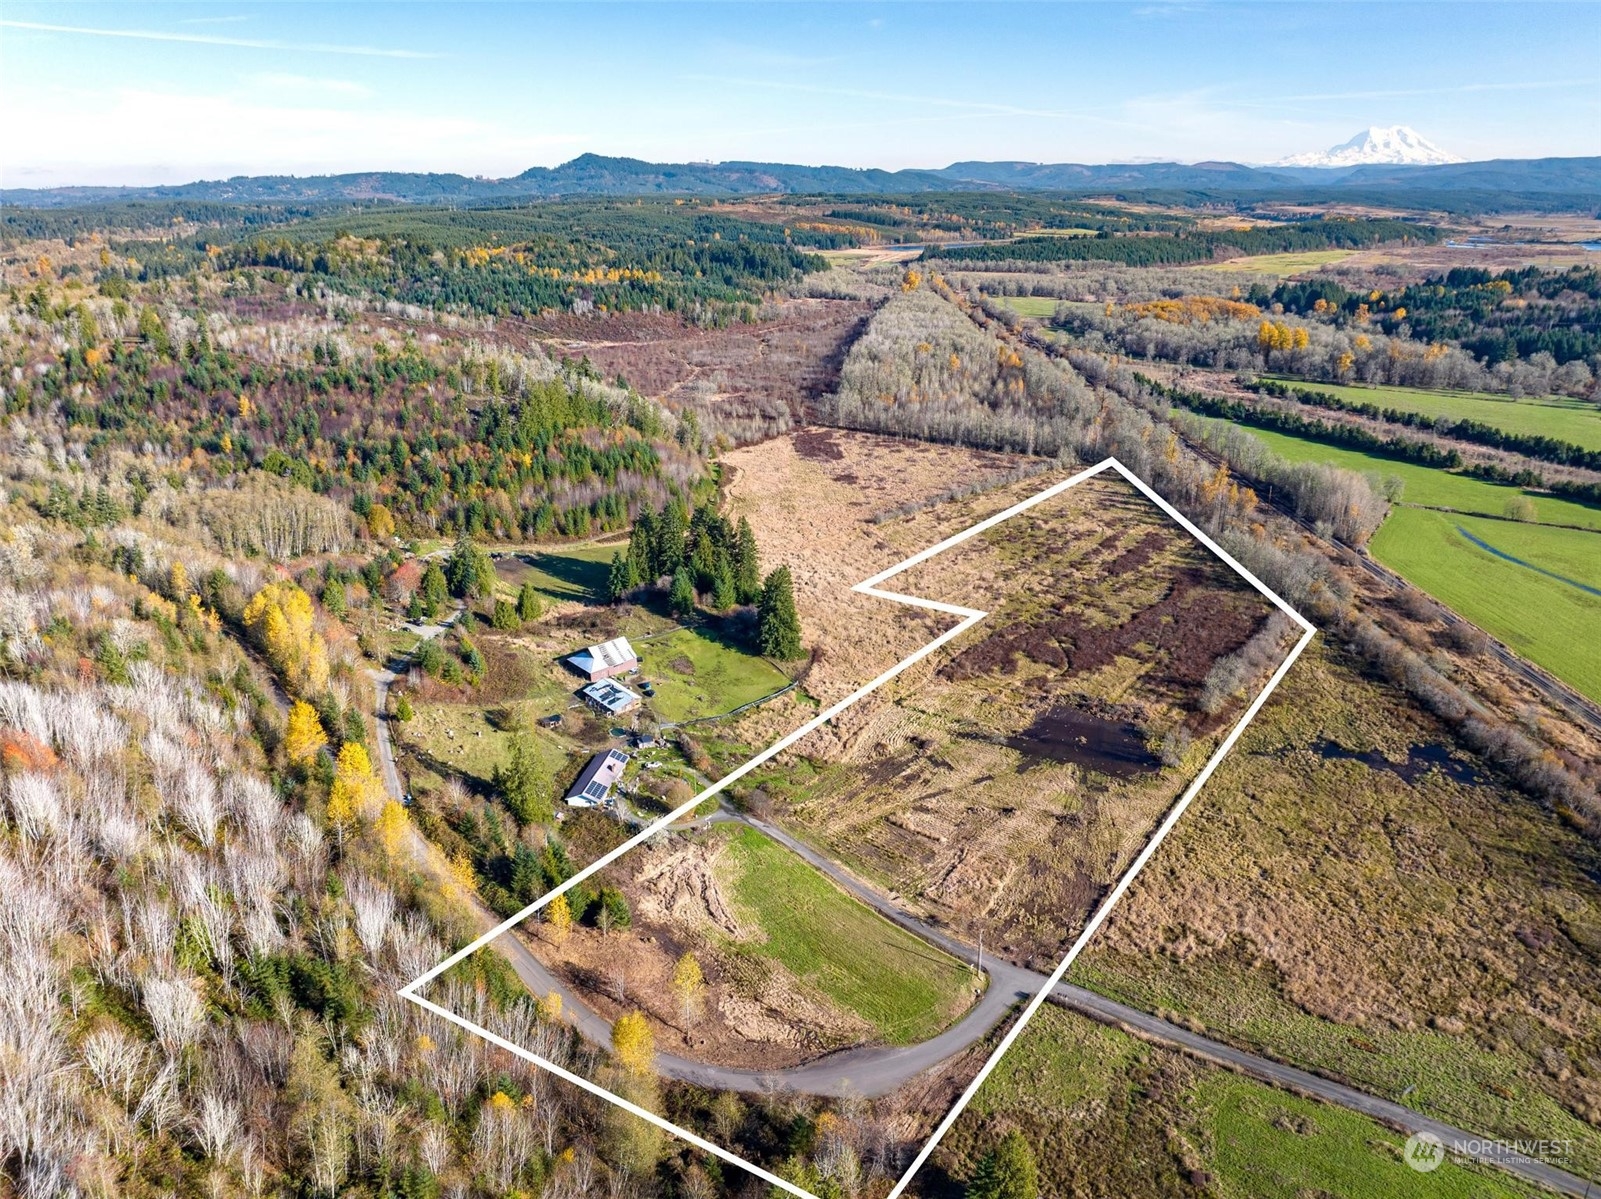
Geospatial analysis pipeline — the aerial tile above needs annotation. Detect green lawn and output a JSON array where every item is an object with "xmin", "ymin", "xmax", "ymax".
[
  {"xmin": 1230, "ymin": 422, "xmax": 1601, "ymax": 531},
  {"xmin": 1202, "ymin": 420, "xmax": 1601, "ymax": 701},
  {"xmin": 723, "ymin": 825, "xmax": 977, "ymax": 1045},
  {"xmin": 493, "ymin": 542, "xmax": 621, "ymax": 605},
  {"xmin": 1371, "ymin": 508, "xmax": 1601, "ymax": 701},
  {"xmin": 635, "ymin": 626, "xmax": 791, "ymax": 724},
  {"xmin": 1265, "ymin": 376, "xmax": 1601, "ymax": 452}
]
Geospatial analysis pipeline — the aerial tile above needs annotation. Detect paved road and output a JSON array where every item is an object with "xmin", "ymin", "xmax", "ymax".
[{"xmin": 368, "ymin": 588, "xmax": 1596, "ymax": 1194}]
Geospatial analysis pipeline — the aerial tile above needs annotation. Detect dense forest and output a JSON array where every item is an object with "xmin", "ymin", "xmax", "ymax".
[
  {"xmin": 8, "ymin": 279, "xmax": 705, "ymax": 538},
  {"xmin": 931, "ymin": 216, "xmax": 1438, "ymax": 266},
  {"xmin": 1261, "ymin": 264, "xmax": 1601, "ymax": 365}
]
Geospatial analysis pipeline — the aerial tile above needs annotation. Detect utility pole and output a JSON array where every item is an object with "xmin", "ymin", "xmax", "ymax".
[{"xmin": 977, "ymin": 930, "xmax": 983, "ymax": 974}]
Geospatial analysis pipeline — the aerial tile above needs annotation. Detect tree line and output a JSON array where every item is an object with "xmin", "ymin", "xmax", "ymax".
[
  {"xmin": 608, "ymin": 499, "xmax": 804, "ymax": 658},
  {"xmin": 1249, "ymin": 379, "xmax": 1601, "ymax": 470}
]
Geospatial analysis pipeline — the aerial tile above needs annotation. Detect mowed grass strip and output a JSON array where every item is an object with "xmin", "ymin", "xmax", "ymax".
[
  {"xmin": 1370, "ymin": 508, "xmax": 1601, "ymax": 701},
  {"xmin": 1199, "ymin": 249, "xmax": 1355, "ymax": 276},
  {"xmin": 634, "ymin": 627, "xmax": 791, "ymax": 724},
  {"xmin": 1264, "ymin": 375, "xmax": 1601, "ymax": 452},
  {"xmin": 990, "ymin": 295, "xmax": 1063, "ymax": 318},
  {"xmin": 1225, "ymin": 422, "xmax": 1601, "ymax": 530},
  {"xmin": 724, "ymin": 825, "xmax": 977, "ymax": 1045}
]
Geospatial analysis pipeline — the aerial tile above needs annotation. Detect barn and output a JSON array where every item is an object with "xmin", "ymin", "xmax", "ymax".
[{"xmin": 566, "ymin": 636, "xmax": 638, "ymax": 682}]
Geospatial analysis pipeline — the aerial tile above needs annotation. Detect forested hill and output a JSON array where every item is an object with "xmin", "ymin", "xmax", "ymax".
[{"xmin": 7, "ymin": 152, "xmax": 1600, "ymax": 208}]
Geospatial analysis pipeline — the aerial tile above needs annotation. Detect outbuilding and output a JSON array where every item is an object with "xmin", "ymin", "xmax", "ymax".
[
  {"xmin": 566, "ymin": 636, "xmax": 638, "ymax": 682},
  {"xmin": 580, "ymin": 679, "xmax": 641, "ymax": 716}
]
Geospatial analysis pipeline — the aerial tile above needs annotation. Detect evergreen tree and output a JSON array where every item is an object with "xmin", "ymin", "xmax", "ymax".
[
  {"xmin": 494, "ymin": 738, "xmax": 552, "ymax": 826},
  {"xmin": 710, "ymin": 559, "xmax": 737, "ymax": 611},
  {"xmin": 966, "ymin": 1131, "xmax": 1038, "ymax": 1199},
  {"xmin": 734, "ymin": 517, "xmax": 762, "ymax": 605},
  {"xmin": 516, "ymin": 581, "xmax": 542, "ymax": 622},
  {"xmin": 758, "ymin": 566, "xmax": 802, "ymax": 659},
  {"xmin": 419, "ymin": 561, "xmax": 448, "ymax": 616},
  {"xmin": 669, "ymin": 567, "xmax": 696, "ymax": 619},
  {"xmin": 656, "ymin": 501, "xmax": 687, "ymax": 577},
  {"xmin": 630, "ymin": 508, "xmax": 659, "ymax": 579},
  {"xmin": 606, "ymin": 552, "xmax": 632, "ymax": 604},
  {"xmin": 445, "ymin": 537, "xmax": 495, "ymax": 599}
]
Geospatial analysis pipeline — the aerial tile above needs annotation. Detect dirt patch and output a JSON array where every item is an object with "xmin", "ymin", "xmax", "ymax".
[
  {"xmin": 631, "ymin": 841, "xmax": 745, "ymax": 937},
  {"xmin": 1004, "ymin": 707, "xmax": 1159, "ymax": 778},
  {"xmin": 793, "ymin": 429, "xmax": 847, "ymax": 461}
]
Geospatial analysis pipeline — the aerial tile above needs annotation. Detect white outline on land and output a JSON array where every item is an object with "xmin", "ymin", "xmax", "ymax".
[{"xmin": 400, "ymin": 457, "xmax": 1317, "ymax": 1199}]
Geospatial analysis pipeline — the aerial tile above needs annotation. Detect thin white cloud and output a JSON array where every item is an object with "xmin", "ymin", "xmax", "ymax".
[
  {"xmin": 252, "ymin": 73, "xmax": 373, "ymax": 98},
  {"xmin": 0, "ymin": 19, "xmax": 438, "ymax": 59}
]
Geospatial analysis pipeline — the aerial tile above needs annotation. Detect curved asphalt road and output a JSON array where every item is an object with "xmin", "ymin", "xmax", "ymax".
[{"xmin": 371, "ymin": 613, "xmax": 1597, "ymax": 1196}]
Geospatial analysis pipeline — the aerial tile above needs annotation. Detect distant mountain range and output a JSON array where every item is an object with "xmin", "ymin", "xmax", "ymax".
[
  {"xmin": 5, "ymin": 150, "xmax": 1599, "ymax": 208},
  {"xmin": 1276, "ymin": 126, "xmax": 1465, "ymax": 168}
]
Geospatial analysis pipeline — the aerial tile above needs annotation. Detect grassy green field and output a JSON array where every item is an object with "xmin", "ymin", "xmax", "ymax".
[
  {"xmin": 1231, "ymin": 422, "xmax": 1601, "ymax": 531},
  {"xmin": 634, "ymin": 626, "xmax": 791, "ymax": 724},
  {"xmin": 947, "ymin": 1005, "xmax": 1540, "ymax": 1198},
  {"xmin": 493, "ymin": 541, "xmax": 622, "ymax": 604},
  {"xmin": 990, "ymin": 295, "xmax": 1063, "ymax": 318},
  {"xmin": 402, "ymin": 700, "xmax": 574, "ymax": 785},
  {"xmin": 1210, "ymin": 420, "xmax": 1601, "ymax": 699},
  {"xmin": 1200, "ymin": 249, "xmax": 1356, "ymax": 276},
  {"xmin": 1265, "ymin": 376, "xmax": 1601, "ymax": 452},
  {"xmin": 1371, "ymin": 508, "xmax": 1601, "ymax": 700},
  {"xmin": 723, "ymin": 825, "xmax": 977, "ymax": 1045}
]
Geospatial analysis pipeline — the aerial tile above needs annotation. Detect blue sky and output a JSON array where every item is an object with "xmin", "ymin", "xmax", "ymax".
[{"xmin": 2, "ymin": 2, "xmax": 1596, "ymax": 187}]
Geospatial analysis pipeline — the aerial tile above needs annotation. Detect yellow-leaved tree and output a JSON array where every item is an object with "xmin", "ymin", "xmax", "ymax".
[
  {"xmin": 330, "ymin": 741, "xmax": 383, "ymax": 824},
  {"xmin": 243, "ymin": 581, "xmax": 330, "ymax": 695},
  {"xmin": 375, "ymin": 799, "xmax": 409, "ymax": 861},
  {"xmin": 611, "ymin": 1011, "xmax": 654, "ymax": 1075},
  {"xmin": 284, "ymin": 701, "xmax": 327, "ymax": 765},
  {"xmin": 545, "ymin": 891, "xmax": 572, "ymax": 945},
  {"xmin": 670, "ymin": 952, "xmax": 705, "ymax": 1024}
]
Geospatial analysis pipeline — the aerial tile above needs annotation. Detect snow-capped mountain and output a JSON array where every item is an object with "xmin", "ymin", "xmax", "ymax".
[{"xmin": 1275, "ymin": 126, "xmax": 1465, "ymax": 168}]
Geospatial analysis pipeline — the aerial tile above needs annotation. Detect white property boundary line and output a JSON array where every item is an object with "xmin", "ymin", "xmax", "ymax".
[{"xmin": 400, "ymin": 457, "xmax": 1317, "ymax": 1199}]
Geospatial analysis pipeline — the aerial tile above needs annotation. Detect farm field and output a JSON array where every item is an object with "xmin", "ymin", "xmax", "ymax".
[
  {"xmin": 1371, "ymin": 507, "xmax": 1601, "ymax": 700},
  {"xmin": 928, "ymin": 1005, "xmax": 1543, "ymax": 1198},
  {"xmin": 633, "ymin": 626, "xmax": 792, "ymax": 724},
  {"xmin": 751, "ymin": 473, "xmax": 1286, "ymax": 972},
  {"xmin": 1265, "ymin": 375, "xmax": 1601, "ymax": 452},
  {"xmin": 1072, "ymin": 638, "xmax": 1601, "ymax": 1180},
  {"xmin": 1228, "ymin": 421, "xmax": 1601, "ymax": 530},
  {"xmin": 1199, "ymin": 248, "xmax": 1356, "ymax": 275}
]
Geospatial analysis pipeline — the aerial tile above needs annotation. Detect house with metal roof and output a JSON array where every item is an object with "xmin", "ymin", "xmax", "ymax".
[
  {"xmin": 566, "ymin": 636, "xmax": 637, "ymax": 682},
  {"xmin": 565, "ymin": 749, "xmax": 630, "ymax": 807},
  {"xmin": 580, "ymin": 679, "xmax": 641, "ymax": 716}
]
